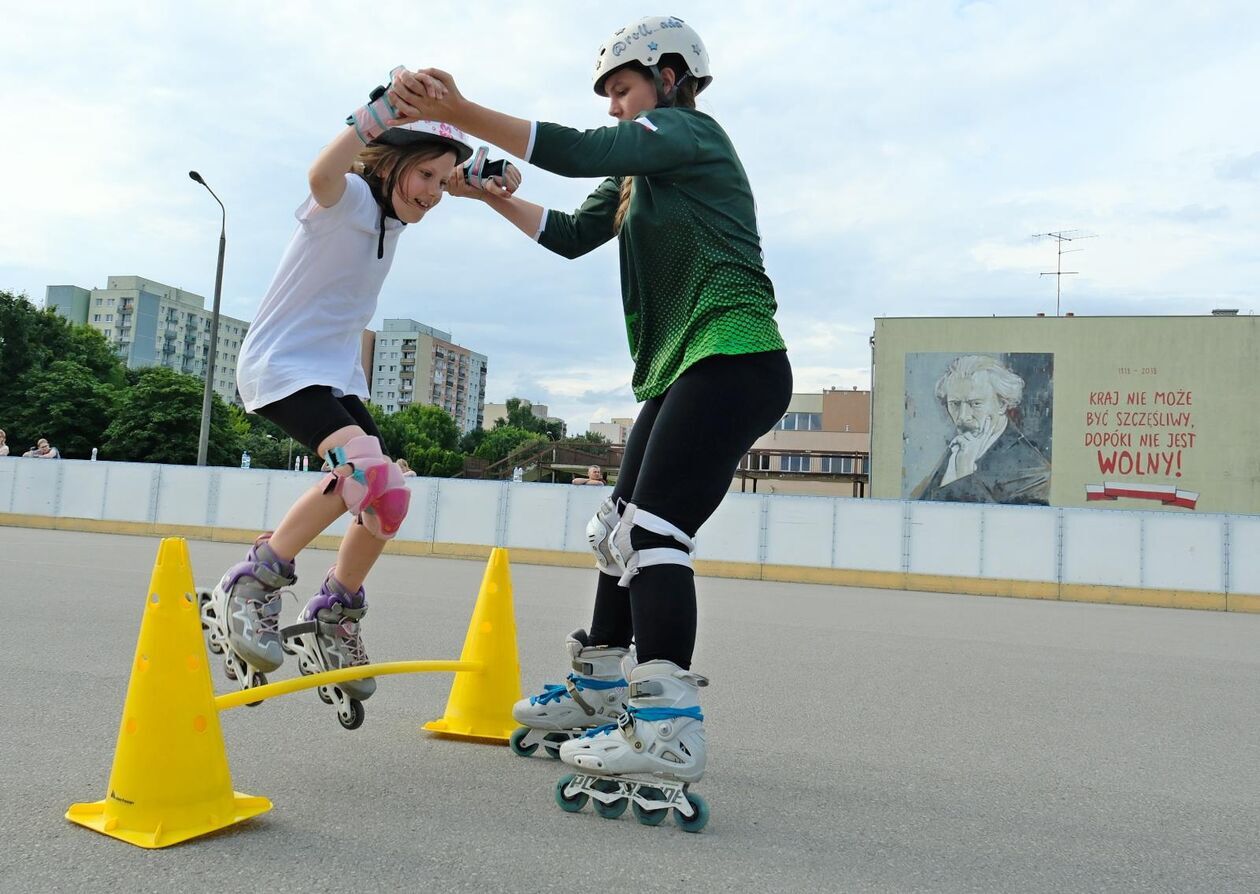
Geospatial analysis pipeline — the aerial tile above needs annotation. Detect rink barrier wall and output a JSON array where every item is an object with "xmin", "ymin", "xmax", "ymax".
[{"xmin": 1, "ymin": 458, "xmax": 1258, "ymax": 614}]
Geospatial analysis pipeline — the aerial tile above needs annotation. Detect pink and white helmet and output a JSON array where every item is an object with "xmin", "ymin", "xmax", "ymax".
[{"xmin": 375, "ymin": 119, "xmax": 474, "ymax": 165}]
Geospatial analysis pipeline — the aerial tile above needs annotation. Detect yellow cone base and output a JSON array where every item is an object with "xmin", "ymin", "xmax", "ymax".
[
  {"xmin": 66, "ymin": 791, "xmax": 271, "ymax": 849},
  {"xmin": 424, "ymin": 548, "xmax": 522, "ymax": 743}
]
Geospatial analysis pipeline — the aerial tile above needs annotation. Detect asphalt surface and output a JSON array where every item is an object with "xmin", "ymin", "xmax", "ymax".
[{"xmin": 2, "ymin": 526, "xmax": 1258, "ymax": 893}]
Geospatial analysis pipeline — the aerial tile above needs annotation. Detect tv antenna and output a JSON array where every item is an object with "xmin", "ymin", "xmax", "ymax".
[{"xmin": 1032, "ymin": 229, "xmax": 1097, "ymax": 316}]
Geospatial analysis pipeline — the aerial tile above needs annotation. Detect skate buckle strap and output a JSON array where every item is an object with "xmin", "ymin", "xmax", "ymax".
[
  {"xmin": 580, "ymin": 705, "xmax": 703, "ymax": 739},
  {"xmin": 528, "ymin": 674, "xmax": 626, "ymax": 710}
]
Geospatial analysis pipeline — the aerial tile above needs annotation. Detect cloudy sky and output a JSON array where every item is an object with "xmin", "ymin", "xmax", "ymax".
[{"xmin": 3, "ymin": 1, "xmax": 1258, "ymax": 431}]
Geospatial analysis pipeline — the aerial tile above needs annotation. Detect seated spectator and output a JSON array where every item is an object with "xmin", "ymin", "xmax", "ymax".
[
  {"xmin": 572, "ymin": 464, "xmax": 607, "ymax": 485},
  {"xmin": 0, "ymin": 429, "xmax": 8, "ymax": 456},
  {"xmin": 396, "ymin": 458, "xmax": 418, "ymax": 478},
  {"xmin": 23, "ymin": 437, "xmax": 60, "ymax": 459}
]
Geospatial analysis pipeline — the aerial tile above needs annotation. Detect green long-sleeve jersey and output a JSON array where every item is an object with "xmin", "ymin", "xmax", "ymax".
[{"xmin": 529, "ymin": 107, "xmax": 786, "ymax": 401}]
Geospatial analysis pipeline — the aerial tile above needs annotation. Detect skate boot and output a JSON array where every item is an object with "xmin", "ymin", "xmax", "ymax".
[
  {"xmin": 509, "ymin": 630, "xmax": 631, "ymax": 759},
  {"xmin": 555, "ymin": 660, "xmax": 710, "ymax": 832},
  {"xmin": 198, "ymin": 534, "xmax": 296, "ymax": 698},
  {"xmin": 281, "ymin": 572, "xmax": 376, "ymax": 731}
]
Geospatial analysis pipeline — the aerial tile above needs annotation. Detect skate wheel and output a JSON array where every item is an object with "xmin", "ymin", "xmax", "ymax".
[
  {"xmin": 673, "ymin": 791, "xmax": 709, "ymax": 833},
  {"xmin": 554, "ymin": 773, "xmax": 588, "ymax": 813},
  {"xmin": 338, "ymin": 699, "xmax": 365, "ymax": 730},
  {"xmin": 509, "ymin": 727, "xmax": 538, "ymax": 757},
  {"xmin": 543, "ymin": 733, "xmax": 569, "ymax": 760},
  {"xmin": 632, "ymin": 787, "xmax": 669, "ymax": 826},
  {"xmin": 317, "ymin": 686, "xmax": 334, "ymax": 706},
  {"xmin": 207, "ymin": 638, "xmax": 224, "ymax": 655},
  {"xmin": 245, "ymin": 671, "xmax": 267, "ymax": 708},
  {"xmin": 591, "ymin": 779, "xmax": 628, "ymax": 819},
  {"xmin": 223, "ymin": 657, "xmax": 238, "ymax": 681}
]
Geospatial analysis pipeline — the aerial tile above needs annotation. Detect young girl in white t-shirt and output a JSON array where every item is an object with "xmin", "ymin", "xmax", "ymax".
[{"xmin": 201, "ymin": 68, "xmax": 519, "ymax": 728}]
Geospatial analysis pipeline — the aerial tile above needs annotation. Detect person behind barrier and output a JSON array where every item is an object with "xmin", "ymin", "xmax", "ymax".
[
  {"xmin": 23, "ymin": 437, "xmax": 60, "ymax": 458},
  {"xmin": 391, "ymin": 16, "xmax": 791, "ymax": 792},
  {"xmin": 572, "ymin": 464, "xmax": 606, "ymax": 486},
  {"xmin": 204, "ymin": 67, "xmax": 521, "ymax": 709},
  {"xmin": 0, "ymin": 429, "xmax": 9, "ymax": 457},
  {"xmin": 396, "ymin": 458, "xmax": 418, "ymax": 477}
]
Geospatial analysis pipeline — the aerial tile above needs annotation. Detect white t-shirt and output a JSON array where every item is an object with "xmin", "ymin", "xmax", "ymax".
[{"xmin": 237, "ymin": 174, "xmax": 404, "ymax": 412}]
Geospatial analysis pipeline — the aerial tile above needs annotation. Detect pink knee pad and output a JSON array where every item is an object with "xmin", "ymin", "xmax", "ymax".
[{"xmin": 321, "ymin": 435, "xmax": 411, "ymax": 540}]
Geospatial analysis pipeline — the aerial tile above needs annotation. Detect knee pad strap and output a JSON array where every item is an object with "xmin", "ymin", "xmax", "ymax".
[{"xmin": 609, "ymin": 503, "xmax": 695, "ymax": 587}]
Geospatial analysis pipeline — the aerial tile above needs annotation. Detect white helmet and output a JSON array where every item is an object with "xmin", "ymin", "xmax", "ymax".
[
  {"xmin": 592, "ymin": 16, "xmax": 712, "ymax": 97},
  {"xmin": 375, "ymin": 119, "xmax": 474, "ymax": 165}
]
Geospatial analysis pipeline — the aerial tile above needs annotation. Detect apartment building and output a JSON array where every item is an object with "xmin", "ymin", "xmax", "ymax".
[
  {"xmin": 588, "ymin": 417, "xmax": 635, "ymax": 445},
  {"xmin": 739, "ymin": 387, "xmax": 872, "ymax": 496},
  {"xmin": 369, "ymin": 319, "xmax": 487, "ymax": 433},
  {"xmin": 46, "ymin": 276, "xmax": 249, "ymax": 403}
]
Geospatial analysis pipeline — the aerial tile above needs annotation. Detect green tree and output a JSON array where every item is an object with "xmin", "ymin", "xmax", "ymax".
[
  {"xmin": 475, "ymin": 425, "xmax": 546, "ymax": 465},
  {"xmin": 368, "ymin": 402, "xmax": 464, "ymax": 476},
  {"xmin": 496, "ymin": 397, "xmax": 563, "ymax": 441},
  {"xmin": 103, "ymin": 366, "xmax": 242, "ymax": 465},
  {"xmin": 458, "ymin": 427, "xmax": 487, "ymax": 456},
  {"xmin": 571, "ymin": 430, "xmax": 610, "ymax": 445},
  {"xmin": 2, "ymin": 359, "xmax": 117, "ymax": 457},
  {"xmin": 0, "ymin": 291, "xmax": 126, "ymax": 424}
]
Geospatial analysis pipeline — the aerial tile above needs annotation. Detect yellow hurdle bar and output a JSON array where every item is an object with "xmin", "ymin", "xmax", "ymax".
[{"xmin": 214, "ymin": 660, "xmax": 484, "ymax": 710}]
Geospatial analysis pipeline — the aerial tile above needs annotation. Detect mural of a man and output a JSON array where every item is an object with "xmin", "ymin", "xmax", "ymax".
[{"xmin": 912, "ymin": 355, "xmax": 1051, "ymax": 505}]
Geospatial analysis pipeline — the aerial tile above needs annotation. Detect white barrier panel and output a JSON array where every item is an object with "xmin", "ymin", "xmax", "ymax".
[
  {"xmin": 696, "ymin": 493, "xmax": 761, "ymax": 564},
  {"xmin": 1142, "ymin": 514, "xmax": 1225, "ymax": 593},
  {"xmin": 504, "ymin": 483, "xmax": 571, "ymax": 552},
  {"xmin": 3, "ymin": 458, "xmax": 1257, "ymax": 601},
  {"xmin": 10, "ymin": 459, "xmax": 59, "ymax": 516},
  {"xmin": 60, "ymin": 461, "xmax": 108, "ymax": 521},
  {"xmin": 834, "ymin": 500, "xmax": 903, "ymax": 573},
  {"xmin": 155, "ymin": 465, "xmax": 213, "ymax": 528},
  {"xmin": 0, "ymin": 463, "xmax": 14, "ymax": 512},
  {"xmin": 214, "ymin": 468, "xmax": 265, "ymax": 530},
  {"xmin": 1227, "ymin": 517, "xmax": 1260, "ymax": 596},
  {"xmin": 765, "ymin": 495, "xmax": 834, "ymax": 568},
  {"xmin": 980, "ymin": 505, "xmax": 1058, "ymax": 582},
  {"xmin": 908, "ymin": 502, "xmax": 983, "ymax": 578},
  {"xmin": 434, "ymin": 479, "xmax": 500, "ymax": 546},
  {"xmin": 1062, "ymin": 509, "xmax": 1143, "ymax": 588}
]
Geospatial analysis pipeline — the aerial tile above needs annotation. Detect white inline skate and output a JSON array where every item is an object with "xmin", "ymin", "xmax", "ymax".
[
  {"xmin": 510, "ymin": 629, "xmax": 631, "ymax": 759},
  {"xmin": 280, "ymin": 571, "xmax": 376, "ymax": 731},
  {"xmin": 198, "ymin": 534, "xmax": 296, "ymax": 703},
  {"xmin": 555, "ymin": 659, "xmax": 710, "ymax": 832}
]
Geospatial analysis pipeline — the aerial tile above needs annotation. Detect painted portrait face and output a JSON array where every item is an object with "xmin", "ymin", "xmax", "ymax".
[{"xmin": 943, "ymin": 376, "xmax": 1007, "ymax": 434}]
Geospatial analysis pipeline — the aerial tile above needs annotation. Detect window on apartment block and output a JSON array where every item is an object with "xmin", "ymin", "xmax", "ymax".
[
  {"xmin": 779, "ymin": 455, "xmax": 810, "ymax": 473},
  {"xmin": 777, "ymin": 412, "xmax": 822, "ymax": 431}
]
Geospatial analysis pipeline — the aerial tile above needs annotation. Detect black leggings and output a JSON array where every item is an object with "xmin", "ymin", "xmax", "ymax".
[
  {"xmin": 255, "ymin": 385, "xmax": 384, "ymax": 455},
  {"xmin": 588, "ymin": 350, "xmax": 792, "ymax": 668}
]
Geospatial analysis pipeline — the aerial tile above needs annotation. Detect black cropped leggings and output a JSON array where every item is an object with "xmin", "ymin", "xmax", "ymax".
[{"xmin": 588, "ymin": 350, "xmax": 792, "ymax": 669}]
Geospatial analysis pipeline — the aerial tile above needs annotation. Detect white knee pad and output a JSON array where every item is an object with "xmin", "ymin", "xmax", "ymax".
[
  {"xmin": 609, "ymin": 503, "xmax": 695, "ymax": 587},
  {"xmin": 586, "ymin": 497, "xmax": 623, "ymax": 576}
]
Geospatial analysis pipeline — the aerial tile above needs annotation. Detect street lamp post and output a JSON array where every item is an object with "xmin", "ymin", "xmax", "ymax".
[{"xmin": 189, "ymin": 171, "xmax": 226, "ymax": 467}]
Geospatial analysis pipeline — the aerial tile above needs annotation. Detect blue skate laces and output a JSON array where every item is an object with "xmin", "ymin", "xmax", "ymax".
[
  {"xmin": 581, "ymin": 705, "xmax": 704, "ymax": 738},
  {"xmin": 529, "ymin": 674, "xmax": 626, "ymax": 706}
]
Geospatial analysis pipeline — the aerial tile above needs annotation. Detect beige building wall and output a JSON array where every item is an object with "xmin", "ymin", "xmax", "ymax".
[{"xmin": 872, "ymin": 315, "xmax": 1259, "ymax": 513}]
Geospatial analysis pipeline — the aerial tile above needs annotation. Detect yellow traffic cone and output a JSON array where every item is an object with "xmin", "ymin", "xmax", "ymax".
[
  {"xmin": 424, "ymin": 547, "xmax": 522, "ymax": 743},
  {"xmin": 66, "ymin": 538, "xmax": 270, "ymax": 848}
]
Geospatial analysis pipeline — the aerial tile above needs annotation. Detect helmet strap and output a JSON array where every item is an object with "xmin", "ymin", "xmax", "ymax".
[{"xmin": 650, "ymin": 65, "xmax": 690, "ymax": 109}]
